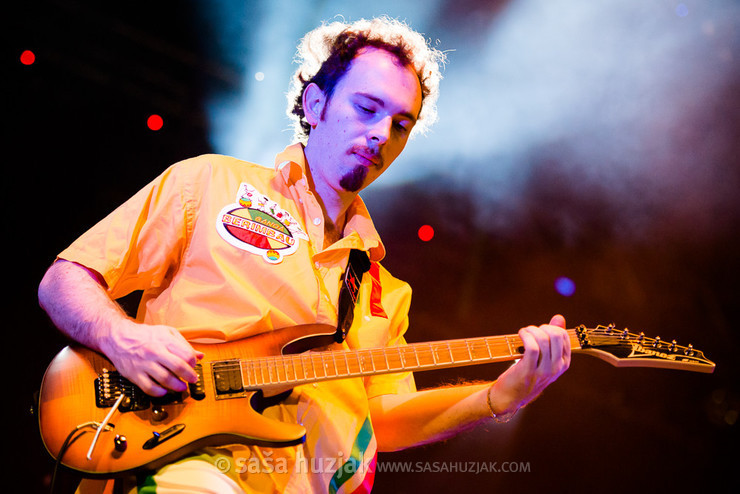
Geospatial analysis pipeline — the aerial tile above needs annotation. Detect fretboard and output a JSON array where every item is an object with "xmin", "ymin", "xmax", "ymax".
[{"xmin": 237, "ymin": 330, "xmax": 581, "ymax": 389}]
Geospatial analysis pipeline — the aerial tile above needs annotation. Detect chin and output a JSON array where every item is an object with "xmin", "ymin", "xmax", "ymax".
[{"xmin": 339, "ymin": 166, "xmax": 370, "ymax": 192}]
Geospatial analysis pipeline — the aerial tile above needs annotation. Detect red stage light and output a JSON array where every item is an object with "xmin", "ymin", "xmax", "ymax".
[
  {"xmin": 147, "ymin": 114, "xmax": 164, "ymax": 131},
  {"xmin": 418, "ymin": 224, "xmax": 435, "ymax": 242},
  {"xmin": 20, "ymin": 50, "xmax": 36, "ymax": 65}
]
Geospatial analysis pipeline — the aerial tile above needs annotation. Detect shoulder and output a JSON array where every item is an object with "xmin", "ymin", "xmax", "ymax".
[
  {"xmin": 169, "ymin": 154, "xmax": 273, "ymax": 176},
  {"xmin": 156, "ymin": 154, "xmax": 277, "ymax": 194}
]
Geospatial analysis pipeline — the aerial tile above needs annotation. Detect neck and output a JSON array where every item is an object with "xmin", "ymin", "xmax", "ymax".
[{"xmin": 303, "ymin": 153, "xmax": 355, "ymax": 246}]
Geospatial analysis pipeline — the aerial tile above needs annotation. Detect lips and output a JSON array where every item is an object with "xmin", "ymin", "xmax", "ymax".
[{"xmin": 354, "ymin": 149, "xmax": 382, "ymax": 168}]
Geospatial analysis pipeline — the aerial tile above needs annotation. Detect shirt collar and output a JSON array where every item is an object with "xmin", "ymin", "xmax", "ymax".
[{"xmin": 273, "ymin": 143, "xmax": 386, "ymax": 262}]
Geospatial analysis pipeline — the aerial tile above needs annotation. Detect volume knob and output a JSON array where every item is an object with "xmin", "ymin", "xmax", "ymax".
[
  {"xmin": 114, "ymin": 434, "xmax": 127, "ymax": 452},
  {"xmin": 152, "ymin": 405, "xmax": 168, "ymax": 422}
]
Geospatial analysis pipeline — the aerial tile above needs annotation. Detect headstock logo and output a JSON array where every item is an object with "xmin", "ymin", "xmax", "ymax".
[{"xmin": 216, "ymin": 183, "xmax": 308, "ymax": 264}]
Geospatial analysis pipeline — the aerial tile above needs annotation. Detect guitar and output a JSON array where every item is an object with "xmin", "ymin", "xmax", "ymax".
[{"xmin": 37, "ymin": 323, "xmax": 714, "ymax": 477}]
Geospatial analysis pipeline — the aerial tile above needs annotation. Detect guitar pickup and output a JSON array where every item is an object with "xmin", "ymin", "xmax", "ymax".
[
  {"xmin": 188, "ymin": 363, "xmax": 206, "ymax": 400},
  {"xmin": 212, "ymin": 359, "xmax": 247, "ymax": 399}
]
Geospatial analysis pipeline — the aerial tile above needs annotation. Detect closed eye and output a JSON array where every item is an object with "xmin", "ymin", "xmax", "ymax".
[{"xmin": 356, "ymin": 104, "xmax": 375, "ymax": 115}]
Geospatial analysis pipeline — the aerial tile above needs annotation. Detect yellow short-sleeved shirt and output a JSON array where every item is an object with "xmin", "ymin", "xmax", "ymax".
[{"xmin": 60, "ymin": 144, "xmax": 415, "ymax": 493}]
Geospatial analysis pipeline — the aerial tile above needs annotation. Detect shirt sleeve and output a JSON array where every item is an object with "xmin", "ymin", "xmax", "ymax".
[{"xmin": 57, "ymin": 158, "xmax": 203, "ymax": 301}]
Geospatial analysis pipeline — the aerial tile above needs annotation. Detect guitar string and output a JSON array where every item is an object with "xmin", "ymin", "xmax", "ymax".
[
  {"xmin": 108, "ymin": 328, "xmax": 707, "ymax": 397},
  {"xmin": 207, "ymin": 329, "xmax": 697, "ymax": 383},
  {"xmin": 208, "ymin": 334, "xmax": 547, "ymax": 387}
]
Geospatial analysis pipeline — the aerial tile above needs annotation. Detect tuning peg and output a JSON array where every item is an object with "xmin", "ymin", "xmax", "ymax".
[
  {"xmin": 621, "ymin": 329, "xmax": 628, "ymax": 339},
  {"xmin": 669, "ymin": 340, "xmax": 677, "ymax": 352},
  {"xmin": 652, "ymin": 336, "xmax": 661, "ymax": 348},
  {"xmin": 684, "ymin": 344, "xmax": 695, "ymax": 356},
  {"xmin": 638, "ymin": 332, "xmax": 645, "ymax": 342}
]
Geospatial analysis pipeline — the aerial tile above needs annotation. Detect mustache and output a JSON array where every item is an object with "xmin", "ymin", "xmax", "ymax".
[{"xmin": 352, "ymin": 145, "xmax": 382, "ymax": 167}]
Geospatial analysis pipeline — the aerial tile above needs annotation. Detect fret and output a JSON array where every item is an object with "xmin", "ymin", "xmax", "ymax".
[
  {"xmin": 372, "ymin": 349, "xmax": 386, "ymax": 372},
  {"xmin": 343, "ymin": 352, "xmax": 351, "ymax": 376},
  {"xmin": 242, "ymin": 360, "xmax": 251, "ymax": 387},
  {"xmin": 315, "ymin": 354, "xmax": 325, "ymax": 378},
  {"xmin": 267, "ymin": 356, "xmax": 276, "ymax": 384},
  {"xmin": 304, "ymin": 353, "xmax": 314, "ymax": 380},
  {"xmin": 251, "ymin": 359, "xmax": 260, "ymax": 386},
  {"xmin": 361, "ymin": 350, "xmax": 375, "ymax": 373},
  {"xmin": 331, "ymin": 353, "xmax": 339, "ymax": 377},
  {"xmin": 504, "ymin": 336, "xmax": 515, "ymax": 358},
  {"xmin": 322, "ymin": 353, "xmax": 336, "ymax": 378},
  {"xmin": 251, "ymin": 361, "xmax": 260, "ymax": 387},
  {"xmin": 295, "ymin": 354, "xmax": 304, "ymax": 381},
  {"xmin": 368, "ymin": 350, "xmax": 377, "ymax": 372},
  {"xmin": 396, "ymin": 347, "xmax": 406, "ymax": 370},
  {"xmin": 446, "ymin": 341, "xmax": 454, "ymax": 363},
  {"xmin": 464, "ymin": 340, "xmax": 474, "ymax": 361},
  {"xmin": 411, "ymin": 345, "xmax": 421, "ymax": 368},
  {"xmin": 297, "ymin": 354, "xmax": 306, "ymax": 381},
  {"xmin": 348, "ymin": 351, "xmax": 360, "ymax": 375},
  {"xmin": 276, "ymin": 356, "xmax": 283, "ymax": 383},
  {"xmin": 239, "ymin": 360, "xmax": 249, "ymax": 387},
  {"xmin": 286, "ymin": 355, "xmax": 295, "ymax": 383}
]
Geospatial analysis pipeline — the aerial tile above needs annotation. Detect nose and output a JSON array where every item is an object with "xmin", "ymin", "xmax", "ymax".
[{"xmin": 368, "ymin": 116, "xmax": 392, "ymax": 147}]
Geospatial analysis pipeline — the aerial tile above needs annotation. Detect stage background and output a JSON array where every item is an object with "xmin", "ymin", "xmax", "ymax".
[{"xmin": 8, "ymin": 1, "xmax": 739, "ymax": 492}]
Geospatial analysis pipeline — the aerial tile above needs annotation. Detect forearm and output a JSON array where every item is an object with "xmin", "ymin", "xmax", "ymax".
[
  {"xmin": 38, "ymin": 259, "xmax": 129, "ymax": 354},
  {"xmin": 370, "ymin": 318, "xmax": 571, "ymax": 452},
  {"xmin": 369, "ymin": 382, "xmax": 508, "ymax": 452},
  {"xmin": 38, "ymin": 259, "xmax": 201, "ymax": 395}
]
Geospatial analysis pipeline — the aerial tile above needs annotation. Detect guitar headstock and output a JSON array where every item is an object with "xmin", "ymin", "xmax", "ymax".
[{"xmin": 574, "ymin": 324, "xmax": 715, "ymax": 373}]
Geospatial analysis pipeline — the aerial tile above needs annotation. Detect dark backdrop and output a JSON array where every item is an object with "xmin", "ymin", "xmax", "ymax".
[{"xmin": 8, "ymin": 2, "xmax": 738, "ymax": 493}]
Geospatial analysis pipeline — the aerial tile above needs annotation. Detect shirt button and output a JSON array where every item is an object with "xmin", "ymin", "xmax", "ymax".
[{"xmin": 313, "ymin": 217, "xmax": 322, "ymax": 226}]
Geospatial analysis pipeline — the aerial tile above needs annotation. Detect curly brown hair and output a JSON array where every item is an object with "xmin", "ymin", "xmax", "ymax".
[{"xmin": 287, "ymin": 17, "xmax": 446, "ymax": 143}]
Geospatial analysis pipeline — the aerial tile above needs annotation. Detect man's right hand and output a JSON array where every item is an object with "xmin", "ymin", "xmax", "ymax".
[
  {"xmin": 100, "ymin": 320, "xmax": 203, "ymax": 396},
  {"xmin": 38, "ymin": 260, "xmax": 203, "ymax": 397}
]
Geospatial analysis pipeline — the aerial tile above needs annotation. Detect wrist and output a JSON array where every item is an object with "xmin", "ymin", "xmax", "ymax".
[
  {"xmin": 486, "ymin": 384, "xmax": 518, "ymax": 423},
  {"xmin": 97, "ymin": 315, "xmax": 135, "ymax": 357}
]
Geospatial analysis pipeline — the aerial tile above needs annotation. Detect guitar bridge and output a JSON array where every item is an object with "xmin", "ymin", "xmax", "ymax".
[
  {"xmin": 95, "ymin": 369, "xmax": 150, "ymax": 411},
  {"xmin": 94, "ymin": 369, "xmax": 190, "ymax": 410}
]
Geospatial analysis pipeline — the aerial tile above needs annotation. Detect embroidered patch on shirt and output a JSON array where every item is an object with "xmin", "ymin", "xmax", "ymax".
[{"xmin": 216, "ymin": 183, "xmax": 308, "ymax": 264}]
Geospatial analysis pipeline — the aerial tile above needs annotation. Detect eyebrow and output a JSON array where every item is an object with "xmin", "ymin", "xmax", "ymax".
[{"xmin": 356, "ymin": 92, "xmax": 418, "ymax": 123}]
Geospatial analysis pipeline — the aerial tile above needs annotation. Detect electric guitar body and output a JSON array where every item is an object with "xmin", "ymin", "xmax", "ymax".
[{"xmin": 38, "ymin": 324, "xmax": 336, "ymax": 477}]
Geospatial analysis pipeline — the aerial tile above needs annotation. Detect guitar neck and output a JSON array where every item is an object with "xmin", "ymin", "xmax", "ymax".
[{"xmin": 238, "ymin": 330, "xmax": 583, "ymax": 390}]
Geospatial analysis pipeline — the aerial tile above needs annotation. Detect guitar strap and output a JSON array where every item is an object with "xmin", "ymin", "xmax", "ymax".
[{"xmin": 334, "ymin": 249, "xmax": 371, "ymax": 343}]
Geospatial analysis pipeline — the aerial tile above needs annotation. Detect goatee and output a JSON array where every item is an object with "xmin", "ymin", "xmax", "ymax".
[{"xmin": 339, "ymin": 165, "xmax": 369, "ymax": 192}]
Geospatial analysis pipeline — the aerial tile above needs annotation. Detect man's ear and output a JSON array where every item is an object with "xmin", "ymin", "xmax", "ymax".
[{"xmin": 303, "ymin": 83, "xmax": 325, "ymax": 127}]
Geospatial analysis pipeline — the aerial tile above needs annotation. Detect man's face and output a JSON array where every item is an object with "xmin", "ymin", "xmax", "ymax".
[{"xmin": 303, "ymin": 47, "xmax": 423, "ymax": 196}]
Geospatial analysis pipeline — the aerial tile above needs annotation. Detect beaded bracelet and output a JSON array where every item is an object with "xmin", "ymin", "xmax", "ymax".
[{"xmin": 486, "ymin": 385, "xmax": 517, "ymax": 423}]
